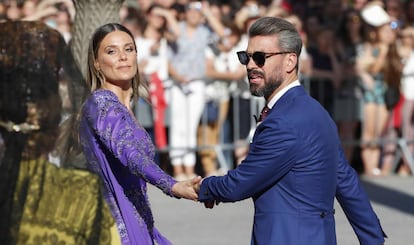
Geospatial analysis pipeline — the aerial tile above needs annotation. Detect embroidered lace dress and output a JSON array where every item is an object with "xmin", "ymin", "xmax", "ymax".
[{"xmin": 79, "ymin": 89, "xmax": 177, "ymax": 245}]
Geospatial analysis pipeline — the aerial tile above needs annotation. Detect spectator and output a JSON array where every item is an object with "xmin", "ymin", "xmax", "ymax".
[
  {"xmin": 134, "ymin": 4, "xmax": 179, "ymax": 151},
  {"xmin": 386, "ymin": 25, "xmax": 414, "ymax": 176},
  {"xmin": 21, "ymin": 0, "xmax": 37, "ymax": 19},
  {"xmin": 335, "ymin": 7, "xmax": 365, "ymax": 161},
  {"xmin": 357, "ymin": 2, "xmax": 397, "ymax": 176},
  {"xmin": 198, "ymin": 20, "xmax": 246, "ymax": 176},
  {"xmin": 319, "ymin": 0, "xmax": 345, "ymax": 30},
  {"xmin": 385, "ymin": 0, "xmax": 404, "ymax": 25},
  {"xmin": 399, "ymin": 25, "xmax": 414, "ymax": 176},
  {"xmin": 307, "ymin": 24, "xmax": 342, "ymax": 117},
  {"xmin": 167, "ymin": 1, "xmax": 225, "ymax": 180},
  {"xmin": 5, "ymin": 0, "xmax": 22, "ymax": 20},
  {"xmin": 303, "ymin": 13, "xmax": 321, "ymax": 53},
  {"xmin": 404, "ymin": 0, "xmax": 414, "ymax": 27},
  {"xmin": 22, "ymin": 0, "xmax": 75, "ymax": 43}
]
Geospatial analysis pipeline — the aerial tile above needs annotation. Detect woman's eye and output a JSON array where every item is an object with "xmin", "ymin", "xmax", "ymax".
[
  {"xmin": 107, "ymin": 49, "xmax": 116, "ymax": 55},
  {"xmin": 126, "ymin": 47, "xmax": 135, "ymax": 52}
]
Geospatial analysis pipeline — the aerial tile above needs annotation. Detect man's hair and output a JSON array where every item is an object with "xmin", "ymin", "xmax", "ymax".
[{"xmin": 248, "ymin": 17, "xmax": 302, "ymax": 58}]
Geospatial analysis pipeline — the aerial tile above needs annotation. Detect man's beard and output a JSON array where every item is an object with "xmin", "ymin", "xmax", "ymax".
[{"xmin": 250, "ymin": 72, "xmax": 283, "ymax": 99}]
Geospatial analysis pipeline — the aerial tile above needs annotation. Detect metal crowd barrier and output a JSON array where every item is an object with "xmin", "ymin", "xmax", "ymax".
[{"xmin": 134, "ymin": 78, "xmax": 414, "ymax": 175}]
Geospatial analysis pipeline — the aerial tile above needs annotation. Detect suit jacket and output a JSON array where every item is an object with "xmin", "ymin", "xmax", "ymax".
[{"xmin": 199, "ymin": 85, "xmax": 385, "ymax": 245}]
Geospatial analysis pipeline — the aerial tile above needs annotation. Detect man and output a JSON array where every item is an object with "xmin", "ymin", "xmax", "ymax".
[{"xmin": 196, "ymin": 17, "xmax": 386, "ymax": 245}]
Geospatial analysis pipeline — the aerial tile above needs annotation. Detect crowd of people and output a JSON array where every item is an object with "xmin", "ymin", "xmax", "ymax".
[
  {"xmin": 1, "ymin": 0, "xmax": 413, "ymax": 179},
  {"xmin": 0, "ymin": 0, "xmax": 395, "ymax": 244}
]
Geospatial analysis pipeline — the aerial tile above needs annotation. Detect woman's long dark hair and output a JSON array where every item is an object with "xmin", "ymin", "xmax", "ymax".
[{"xmin": 384, "ymin": 43, "xmax": 403, "ymax": 88}]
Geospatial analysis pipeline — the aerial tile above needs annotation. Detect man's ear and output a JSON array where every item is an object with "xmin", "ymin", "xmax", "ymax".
[{"xmin": 286, "ymin": 53, "xmax": 297, "ymax": 73}]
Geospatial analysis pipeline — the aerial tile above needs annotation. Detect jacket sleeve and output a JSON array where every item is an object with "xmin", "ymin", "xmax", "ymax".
[
  {"xmin": 335, "ymin": 146, "xmax": 386, "ymax": 245},
  {"xmin": 199, "ymin": 118, "xmax": 297, "ymax": 202}
]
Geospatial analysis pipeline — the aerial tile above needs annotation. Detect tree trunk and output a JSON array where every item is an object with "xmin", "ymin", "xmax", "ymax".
[{"xmin": 70, "ymin": 0, "xmax": 124, "ymax": 78}]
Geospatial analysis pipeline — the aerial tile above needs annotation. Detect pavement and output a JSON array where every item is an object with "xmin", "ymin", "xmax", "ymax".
[{"xmin": 148, "ymin": 175, "xmax": 414, "ymax": 245}]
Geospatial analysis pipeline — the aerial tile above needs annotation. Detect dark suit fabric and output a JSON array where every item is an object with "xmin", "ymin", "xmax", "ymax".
[{"xmin": 199, "ymin": 85, "xmax": 385, "ymax": 245}]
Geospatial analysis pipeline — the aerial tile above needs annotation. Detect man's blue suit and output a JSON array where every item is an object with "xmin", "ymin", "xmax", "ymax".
[{"xmin": 198, "ymin": 85, "xmax": 385, "ymax": 245}]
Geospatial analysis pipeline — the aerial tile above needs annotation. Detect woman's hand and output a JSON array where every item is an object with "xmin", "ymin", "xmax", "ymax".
[{"xmin": 172, "ymin": 176, "xmax": 202, "ymax": 201}]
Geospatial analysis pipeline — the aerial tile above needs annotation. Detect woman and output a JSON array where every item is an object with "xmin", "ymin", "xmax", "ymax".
[
  {"xmin": 399, "ymin": 26, "xmax": 414, "ymax": 175},
  {"xmin": 198, "ymin": 20, "xmax": 246, "ymax": 175},
  {"xmin": 307, "ymin": 24, "xmax": 342, "ymax": 118},
  {"xmin": 335, "ymin": 8, "xmax": 365, "ymax": 162},
  {"xmin": 382, "ymin": 25, "xmax": 414, "ymax": 176},
  {"xmin": 134, "ymin": 4, "xmax": 178, "ymax": 150},
  {"xmin": 358, "ymin": 2, "xmax": 401, "ymax": 176},
  {"xmin": 167, "ymin": 2, "xmax": 225, "ymax": 180},
  {"xmin": 78, "ymin": 23, "xmax": 200, "ymax": 245}
]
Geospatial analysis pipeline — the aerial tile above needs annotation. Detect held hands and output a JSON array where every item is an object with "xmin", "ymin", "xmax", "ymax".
[
  {"xmin": 172, "ymin": 176, "xmax": 202, "ymax": 201},
  {"xmin": 172, "ymin": 176, "xmax": 220, "ymax": 208},
  {"xmin": 193, "ymin": 178, "xmax": 220, "ymax": 209}
]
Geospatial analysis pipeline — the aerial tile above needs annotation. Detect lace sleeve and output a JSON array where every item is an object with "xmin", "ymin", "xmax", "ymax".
[{"xmin": 88, "ymin": 91, "xmax": 177, "ymax": 196}]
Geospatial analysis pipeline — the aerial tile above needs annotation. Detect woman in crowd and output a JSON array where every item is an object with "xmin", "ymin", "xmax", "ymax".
[
  {"xmin": 134, "ymin": 3, "xmax": 179, "ymax": 151},
  {"xmin": 399, "ymin": 26, "xmax": 414, "ymax": 175},
  {"xmin": 382, "ymin": 24, "xmax": 414, "ymax": 176},
  {"xmin": 198, "ymin": 20, "xmax": 246, "ymax": 176},
  {"xmin": 358, "ymin": 2, "xmax": 400, "ymax": 176},
  {"xmin": 167, "ymin": 1, "xmax": 225, "ymax": 180},
  {"xmin": 335, "ymin": 8, "xmax": 365, "ymax": 162}
]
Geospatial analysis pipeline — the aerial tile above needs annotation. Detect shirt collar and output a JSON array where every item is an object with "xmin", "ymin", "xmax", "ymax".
[{"xmin": 267, "ymin": 80, "xmax": 301, "ymax": 109}]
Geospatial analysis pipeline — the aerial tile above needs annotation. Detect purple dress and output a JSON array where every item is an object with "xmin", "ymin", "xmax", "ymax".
[{"xmin": 79, "ymin": 89, "xmax": 177, "ymax": 245}]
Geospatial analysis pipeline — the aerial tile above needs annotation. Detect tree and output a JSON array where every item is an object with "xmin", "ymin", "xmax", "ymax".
[{"xmin": 70, "ymin": 0, "xmax": 125, "ymax": 78}]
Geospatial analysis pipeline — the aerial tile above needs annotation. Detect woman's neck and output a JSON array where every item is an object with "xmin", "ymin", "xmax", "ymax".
[{"xmin": 102, "ymin": 83, "xmax": 132, "ymax": 109}]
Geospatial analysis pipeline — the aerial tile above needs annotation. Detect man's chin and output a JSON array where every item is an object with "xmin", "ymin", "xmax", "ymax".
[{"xmin": 250, "ymin": 86, "xmax": 262, "ymax": 97}]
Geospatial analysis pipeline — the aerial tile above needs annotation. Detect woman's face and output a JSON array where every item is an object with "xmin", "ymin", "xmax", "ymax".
[
  {"xmin": 400, "ymin": 27, "xmax": 414, "ymax": 46},
  {"xmin": 148, "ymin": 8, "xmax": 166, "ymax": 30},
  {"xmin": 346, "ymin": 13, "xmax": 361, "ymax": 31},
  {"xmin": 185, "ymin": 6, "xmax": 204, "ymax": 27},
  {"xmin": 94, "ymin": 30, "xmax": 137, "ymax": 87},
  {"xmin": 219, "ymin": 33, "xmax": 239, "ymax": 52},
  {"xmin": 378, "ymin": 24, "xmax": 396, "ymax": 44}
]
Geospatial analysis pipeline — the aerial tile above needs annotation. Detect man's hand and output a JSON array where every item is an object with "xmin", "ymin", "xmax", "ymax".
[
  {"xmin": 194, "ymin": 178, "xmax": 220, "ymax": 209},
  {"xmin": 203, "ymin": 200, "xmax": 220, "ymax": 209},
  {"xmin": 171, "ymin": 176, "xmax": 202, "ymax": 201}
]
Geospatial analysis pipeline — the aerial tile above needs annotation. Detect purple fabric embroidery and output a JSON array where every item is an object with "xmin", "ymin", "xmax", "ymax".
[{"xmin": 79, "ymin": 89, "xmax": 177, "ymax": 245}]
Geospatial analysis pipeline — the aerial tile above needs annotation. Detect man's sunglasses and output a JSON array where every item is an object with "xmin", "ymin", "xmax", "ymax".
[{"xmin": 237, "ymin": 51, "xmax": 291, "ymax": 67}]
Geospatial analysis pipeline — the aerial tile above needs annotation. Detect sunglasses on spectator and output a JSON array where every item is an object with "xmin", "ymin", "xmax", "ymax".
[{"xmin": 237, "ymin": 51, "xmax": 291, "ymax": 67}]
